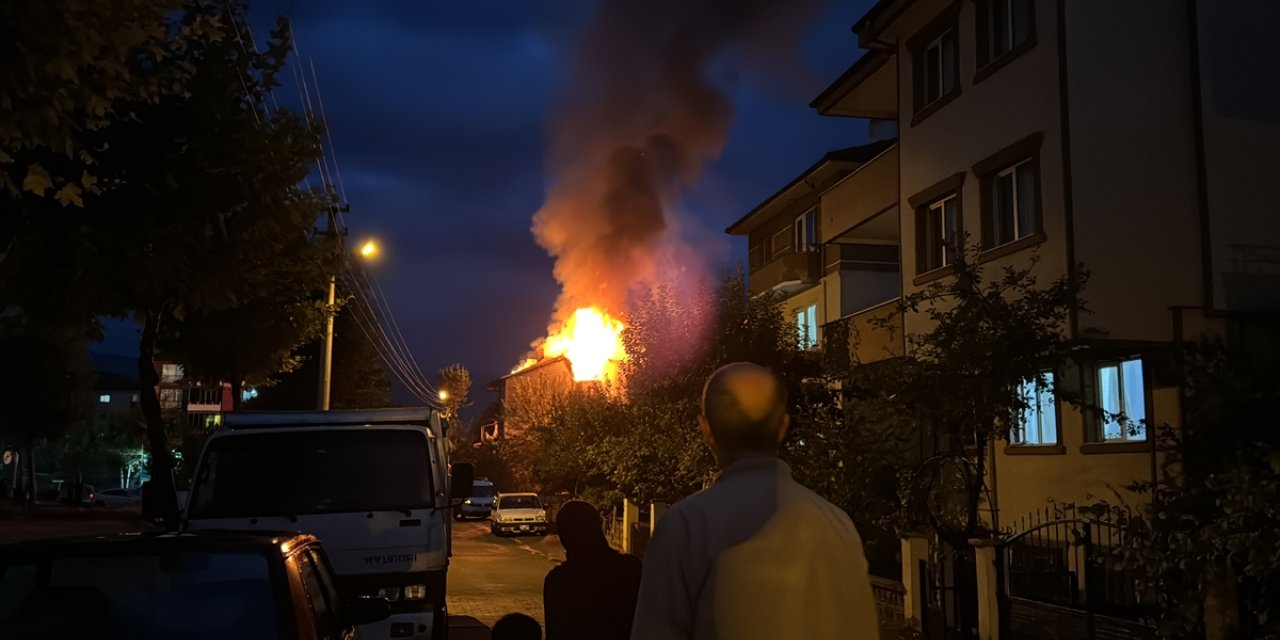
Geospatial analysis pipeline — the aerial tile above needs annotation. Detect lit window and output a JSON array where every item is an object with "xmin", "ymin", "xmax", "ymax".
[
  {"xmin": 159, "ymin": 388, "xmax": 184, "ymax": 410},
  {"xmin": 794, "ymin": 210, "xmax": 817, "ymax": 252},
  {"xmin": 98, "ymin": 394, "xmax": 111, "ymax": 404},
  {"xmin": 1096, "ymin": 358, "xmax": 1147, "ymax": 441},
  {"xmin": 991, "ymin": 159, "xmax": 1038, "ymax": 246},
  {"xmin": 796, "ymin": 305, "xmax": 819, "ymax": 350},
  {"xmin": 1011, "ymin": 373, "xmax": 1056, "ymax": 445},
  {"xmin": 160, "ymin": 364, "xmax": 183, "ymax": 383},
  {"xmin": 920, "ymin": 195, "xmax": 960, "ymax": 272}
]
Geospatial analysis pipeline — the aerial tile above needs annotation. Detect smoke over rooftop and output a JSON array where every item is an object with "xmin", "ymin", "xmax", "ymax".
[{"xmin": 532, "ymin": 0, "xmax": 825, "ymax": 321}]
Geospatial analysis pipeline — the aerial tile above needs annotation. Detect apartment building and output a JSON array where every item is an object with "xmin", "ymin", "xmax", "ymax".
[
  {"xmin": 742, "ymin": 0, "xmax": 1278, "ymax": 636},
  {"xmin": 726, "ymin": 140, "xmax": 898, "ymax": 353}
]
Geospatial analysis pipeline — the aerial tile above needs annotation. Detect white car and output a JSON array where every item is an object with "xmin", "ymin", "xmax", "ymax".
[
  {"xmin": 489, "ymin": 493, "xmax": 547, "ymax": 536},
  {"xmin": 93, "ymin": 487, "xmax": 141, "ymax": 508}
]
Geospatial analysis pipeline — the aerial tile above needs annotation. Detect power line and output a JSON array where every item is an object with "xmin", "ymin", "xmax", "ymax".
[
  {"xmin": 342, "ymin": 262, "xmax": 438, "ymax": 397},
  {"xmin": 347, "ymin": 258, "xmax": 438, "ymax": 395}
]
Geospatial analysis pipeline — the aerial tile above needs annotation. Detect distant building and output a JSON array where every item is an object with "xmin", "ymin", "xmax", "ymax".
[{"xmin": 484, "ymin": 357, "xmax": 574, "ymax": 443}]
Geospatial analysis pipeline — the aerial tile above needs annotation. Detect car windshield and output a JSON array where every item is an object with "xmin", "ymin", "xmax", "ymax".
[
  {"xmin": 471, "ymin": 485, "xmax": 494, "ymax": 498},
  {"xmin": 188, "ymin": 430, "xmax": 433, "ymax": 518},
  {"xmin": 0, "ymin": 551, "xmax": 281, "ymax": 639},
  {"xmin": 499, "ymin": 496, "xmax": 541, "ymax": 509}
]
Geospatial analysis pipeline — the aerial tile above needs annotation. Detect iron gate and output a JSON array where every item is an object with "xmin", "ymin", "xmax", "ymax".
[
  {"xmin": 921, "ymin": 544, "xmax": 979, "ymax": 640},
  {"xmin": 997, "ymin": 506, "xmax": 1157, "ymax": 640}
]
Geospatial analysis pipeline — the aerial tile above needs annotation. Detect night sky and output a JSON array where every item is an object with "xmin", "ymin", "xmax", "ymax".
[{"xmin": 100, "ymin": 0, "xmax": 878, "ymax": 402}]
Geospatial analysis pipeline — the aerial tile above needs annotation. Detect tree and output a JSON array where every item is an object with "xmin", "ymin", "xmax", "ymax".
[
  {"xmin": 848, "ymin": 243, "xmax": 1083, "ymax": 547},
  {"xmin": 526, "ymin": 270, "xmax": 806, "ymax": 507},
  {"xmin": 438, "ymin": 364, "xmax": 472, "ymax": 426},
  {"xmin": 0, "ymin": 0, "xmax": 186, "ymax": 203},
  {"xmin": 1, "ymin": 2, "xmax": 333, "ymax": 525}
]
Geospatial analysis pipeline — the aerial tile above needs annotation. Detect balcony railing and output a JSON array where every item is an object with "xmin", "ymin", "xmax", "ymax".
[
  {"xmin": 823, "ymin": 298, "xmax": 904, "ymax": 372},
  {"xmin": 749, "ymin": 250, "xmax": 822, "ymax": 296}
]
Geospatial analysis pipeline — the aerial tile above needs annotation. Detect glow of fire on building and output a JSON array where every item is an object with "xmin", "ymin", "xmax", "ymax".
[{"xmin": 513, "ymin": 307, "xmax": 626, "ymax": 382}]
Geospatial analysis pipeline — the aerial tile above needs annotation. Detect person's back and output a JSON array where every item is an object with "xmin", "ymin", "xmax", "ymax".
[
  {"xmin": 543, "ymin": 501, "xmax": 641, "ymax": 640},
  {"xmin": 631, "ymin": 363, "xmax": 880, "ymax": 640}
]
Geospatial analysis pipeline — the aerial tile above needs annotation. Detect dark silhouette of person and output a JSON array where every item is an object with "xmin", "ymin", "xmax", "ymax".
[
  {"xmin": 492, "ymin": 613, "xmax": 542, "ymax": 640},
  {"xmin": 543, "ymin": 500, "xmax": 642, "ymax": 640}
]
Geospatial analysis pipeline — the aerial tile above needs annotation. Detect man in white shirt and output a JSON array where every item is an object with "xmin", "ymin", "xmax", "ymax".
[{"xmin": 631, "ymin": 362, "xmax": 880, "ymax": 640}]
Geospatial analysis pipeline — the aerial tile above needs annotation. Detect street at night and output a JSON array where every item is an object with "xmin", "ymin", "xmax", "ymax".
[
  {"xmin": 447, "ymin": 521, "xmax": 563, "ymax": 635},
  {"xmin": 4, "ymin": 0, "xmax": 1280, "ymax": 639}
]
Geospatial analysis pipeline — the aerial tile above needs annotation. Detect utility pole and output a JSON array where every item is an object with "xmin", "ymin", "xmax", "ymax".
[
  {"xmin": 317, "ymin": 207, "xmax": 343, "ymax": 410},
  {"xmin": 318, "ymin": 273, "xmax": 336, "ymax": 410}
]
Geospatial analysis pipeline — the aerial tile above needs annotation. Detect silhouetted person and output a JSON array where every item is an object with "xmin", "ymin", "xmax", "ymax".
[
  {"xmin": 492, "ymin": 613, "xmax": 542, "ymax": 640},
  {"xmin": 631, "ymin": 363, "xmax": 880, "ymax": 640},
  {"xmin": 543, "ymin": 500, "xmax": 642, "ymax": 640}
]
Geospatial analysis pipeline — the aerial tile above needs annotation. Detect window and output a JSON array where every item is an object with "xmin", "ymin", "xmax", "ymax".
[
  {"xmin": 1095, "ymin": 358, "xmax": 1147, "ymax": 442},
  {"xmin": 296, "ymin": 551, "xmax": 339, "ymax": 638},
  {"xmin": 976, "ymin": 0, "xmax": 1034, "ymax": 71},
  {"xmin": 160, "ymin": 364, "xmax": 183, "ymax": 383},
  {"xmin": 98, "ymin": 394, "xmax": 111, "ymax": 404},
  {"xmin": 1011, "ymin": 373, "xmax": 1057, "ymax": 445},
  {"xmin": 159, "ymin": 388, "xmax": 183, "ymax": 410},
  {"xmin": 921, "ymin": 195, "xmax": 960, "ymax": 272},
  {"xmin": 991, "ymin": 160, "xmax": 1038, "ymax": 246},
  {"xmin": 910, "ymin": 6, "xmax": 961, "ymax": 118},
  {"xmin": 794, "ymin": 210, "xmax": 817, "ymax": 252},
  {"xmin": 974, "ymin": 133, "xmax": 1043, "ymax": 252},
  {"xmin": 796, "ymin": 304, "xmax": 818, "ymax": 350},
  {"xmin": 922, "ymin": 30, "xmax": 958, "ymax": 105}
]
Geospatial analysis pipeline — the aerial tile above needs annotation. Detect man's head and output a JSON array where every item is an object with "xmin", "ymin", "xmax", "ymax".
[{"xmin": 698, "ymin": 362, "xmax": 790, "ymax": 464}]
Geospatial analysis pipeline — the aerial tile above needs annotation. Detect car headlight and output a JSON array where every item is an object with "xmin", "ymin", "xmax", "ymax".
[
  {"xmin": 535, "ymin": 514, "xmax": 546, "ymax": 522},
  {"xmin": 464, "ymin": 498, "xmax": 472, "ymax": 505},
  {"xmin": 403, "ymin": 585, "xmax": 427, "ymax": 600},
  {"xmin": 376, "ymin": 587, "xmax": 401, "ymax": 602}
]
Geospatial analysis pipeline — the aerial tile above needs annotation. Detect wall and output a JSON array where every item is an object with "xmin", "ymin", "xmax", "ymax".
[
  {"xmin": 889, "ymin": 0, "xmax": 1071, "ymax": 339},
  {"xmin": 1065, "ymin": 0, "xmax": 1202, "ymax": 341},
  {"xmin": 994, "ymin": 384, "xmax": 1176, "ymax": 528},
  {"xmin": 822, "ymin": 145, "xmax": 900, "ymax": 240},
  {"xmin": 1195, "ymin": 1, "xmax": 1280, "ymax": 312}
]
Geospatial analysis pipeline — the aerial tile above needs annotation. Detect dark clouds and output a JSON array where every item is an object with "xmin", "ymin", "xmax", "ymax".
[{"xmin": 94, "ymin": 1, "xmax": 876, "ymax": 397}]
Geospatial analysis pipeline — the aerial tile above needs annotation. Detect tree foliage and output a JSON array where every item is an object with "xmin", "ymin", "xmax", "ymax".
[
  {"xmin": 0, "ymin": 0, "xmax": 187, "ymax": 202},
  {"xmin": 846, "ymin": 243, "xmax": 1083, "ymax": 546},
  {"xmin": 517, "ymin": 270, "xmax": 806, "ymax": 508},
  {"xmin": 1092, "ymin": 339, "xmax": 1280, "ymax": 638},
  {"xmin": 1, "ymin": 1, "xmax": 335, "ymax": 522},
  {"xmin": 438, "ymin": 364, "xmax": 473, "ymax": 424}
]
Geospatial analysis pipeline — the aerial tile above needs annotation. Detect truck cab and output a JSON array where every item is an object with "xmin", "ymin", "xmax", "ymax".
[{"xmin": 183, "ymin": 408, "xmax": 470, "ymax": 640}]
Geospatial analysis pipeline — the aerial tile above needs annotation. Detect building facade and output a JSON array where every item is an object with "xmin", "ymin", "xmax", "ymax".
[{"xmin": 740, "ymin": 0, "xmax": 1279, "ymax": 636}]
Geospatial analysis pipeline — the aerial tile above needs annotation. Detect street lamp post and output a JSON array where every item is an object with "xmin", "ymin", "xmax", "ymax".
[{"xmin": 317, "ymin": 238, "xmax": 379, "ymax": 411}]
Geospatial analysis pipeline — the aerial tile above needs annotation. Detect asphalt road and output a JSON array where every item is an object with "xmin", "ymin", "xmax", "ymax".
[{"xmin": 447, "ymin": 519, "xmax": 566, "ymax": 639}]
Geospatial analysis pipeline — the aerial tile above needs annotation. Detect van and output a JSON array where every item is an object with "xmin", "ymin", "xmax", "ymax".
[
  {"xmin": 182, "ymin": 408, "xmax": 471, "ymax": 640},
  {"xmin": 457, "ymin": 479, "xmax": 495, "ymax": 520}
]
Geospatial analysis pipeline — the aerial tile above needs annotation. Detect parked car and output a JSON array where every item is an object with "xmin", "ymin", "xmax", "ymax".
[
  {"xmin": 489, "ymin": 493, "xmax": 547, "ymax": 537},
  {"xmin": 0, "ymin": 531, "xmax": 390, "ymax": 639},
  {"xmin": 457, "ymin": 479, "xmax": 495, "ymax": 520},
  {"xmin": 92, "ymin": 487, "xmax": 142, "ymax": 509}
]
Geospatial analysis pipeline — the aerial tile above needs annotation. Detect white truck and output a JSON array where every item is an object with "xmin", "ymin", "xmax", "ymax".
[{"xmin": 182, "ymin": 407, "xmax": 472, "ymax": 640}]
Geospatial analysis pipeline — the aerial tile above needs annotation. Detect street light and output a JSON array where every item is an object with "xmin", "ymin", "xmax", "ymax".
[
  {"xmin": 439, "ymin": 389, "xmax": 449, "ymax": 402},
  {"xmin": 318, "ymin": 238, "xmax": 380, "ymax": 411}
]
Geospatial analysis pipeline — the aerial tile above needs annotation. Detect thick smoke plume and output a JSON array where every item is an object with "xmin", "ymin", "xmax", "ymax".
[{"xmin": 532, "ymin": 0, "xmax": 824, "ymax": 321}]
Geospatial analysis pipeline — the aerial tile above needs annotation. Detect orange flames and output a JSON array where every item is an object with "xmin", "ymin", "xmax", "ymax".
[{"xmin": 539, "ymin": 307, "xmax": 627, "ymax": 382}]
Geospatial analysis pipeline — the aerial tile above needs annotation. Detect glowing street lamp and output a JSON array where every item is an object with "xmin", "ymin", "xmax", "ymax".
[
  {"xmin": 439, "ymin": 389, "xmax": 450, "ymax": 402},
  {"xmin": 318, "ymin": 237, "xmax": 382, "ymax": 411}
]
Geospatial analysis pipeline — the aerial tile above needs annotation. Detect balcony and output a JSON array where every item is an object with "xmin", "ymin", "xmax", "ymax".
[
  {"xmin": 749, "ymin": 250, "xmax": 822, "ymax": 297},
  {"xmin": 824, "ymin": 298, "xmax": 904, "ymax": 371}
]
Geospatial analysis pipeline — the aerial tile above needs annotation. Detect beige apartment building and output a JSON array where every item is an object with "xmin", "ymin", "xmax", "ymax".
[{"xmin": 738, "ymin": 0, "xmax": 1279, "ymax": 637}]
